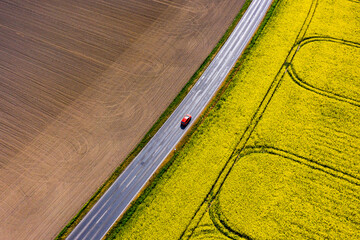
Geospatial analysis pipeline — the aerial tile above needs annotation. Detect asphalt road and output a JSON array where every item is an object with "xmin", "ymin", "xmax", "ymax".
[{"xmin": 67, "ymin": 0, "xmax": 272, "ymax": 239}]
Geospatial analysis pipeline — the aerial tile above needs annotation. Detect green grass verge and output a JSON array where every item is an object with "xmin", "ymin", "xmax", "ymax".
[{"xmin": 55, "ymin": 1, "xmax": 252, "ymax": 239}]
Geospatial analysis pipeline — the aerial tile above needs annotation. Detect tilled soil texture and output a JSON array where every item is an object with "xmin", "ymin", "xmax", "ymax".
[{"xmin": 0, "ymin": 0, "xmax": 245, "ymax": 239}]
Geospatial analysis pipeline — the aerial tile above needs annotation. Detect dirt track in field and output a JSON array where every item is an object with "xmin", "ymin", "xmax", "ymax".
[{"xmin": 0, "ymin": 0, "xmax": 245, "ymax": 239}]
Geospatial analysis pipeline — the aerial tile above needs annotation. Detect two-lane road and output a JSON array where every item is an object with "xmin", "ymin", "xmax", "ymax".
[{"xmin": 67, "ymin": 0, "xmax": 272, "ymax": 239}]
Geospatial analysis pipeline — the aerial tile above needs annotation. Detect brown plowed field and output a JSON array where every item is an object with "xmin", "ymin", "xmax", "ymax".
[{"xmin": 0, "ymin": 0, "xmax": 245, "ymax": 239}]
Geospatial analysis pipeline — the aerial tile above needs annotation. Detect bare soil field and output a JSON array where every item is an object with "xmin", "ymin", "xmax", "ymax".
[{"xmin": 0, "ymin": 0, "xmax": 245, "ymax": 239}]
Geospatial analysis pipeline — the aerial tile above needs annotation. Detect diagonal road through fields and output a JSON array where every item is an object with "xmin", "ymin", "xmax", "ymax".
[{"xmin": 67, "ymin": 0, "xmax": 272, "ymax": 239}]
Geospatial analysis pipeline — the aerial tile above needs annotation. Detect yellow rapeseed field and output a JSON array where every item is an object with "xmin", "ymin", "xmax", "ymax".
[
  {"xmin": 215, "ymin": 151, "xmax": 360, "ymax": 239},
  {"xmin": 108, "ymin": 0, "xmax": 360, "ymax": 239}
]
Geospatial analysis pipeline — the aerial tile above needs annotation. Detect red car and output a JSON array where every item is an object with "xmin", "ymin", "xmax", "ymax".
[{"xmin": 181, "ymin": 114, "xmax": 192, "ymax": 127}]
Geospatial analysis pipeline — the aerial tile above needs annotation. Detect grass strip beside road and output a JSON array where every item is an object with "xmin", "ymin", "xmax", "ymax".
[{"xmin": 55, "ymin": 1, "xmax": 252, "ymax": 239}]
